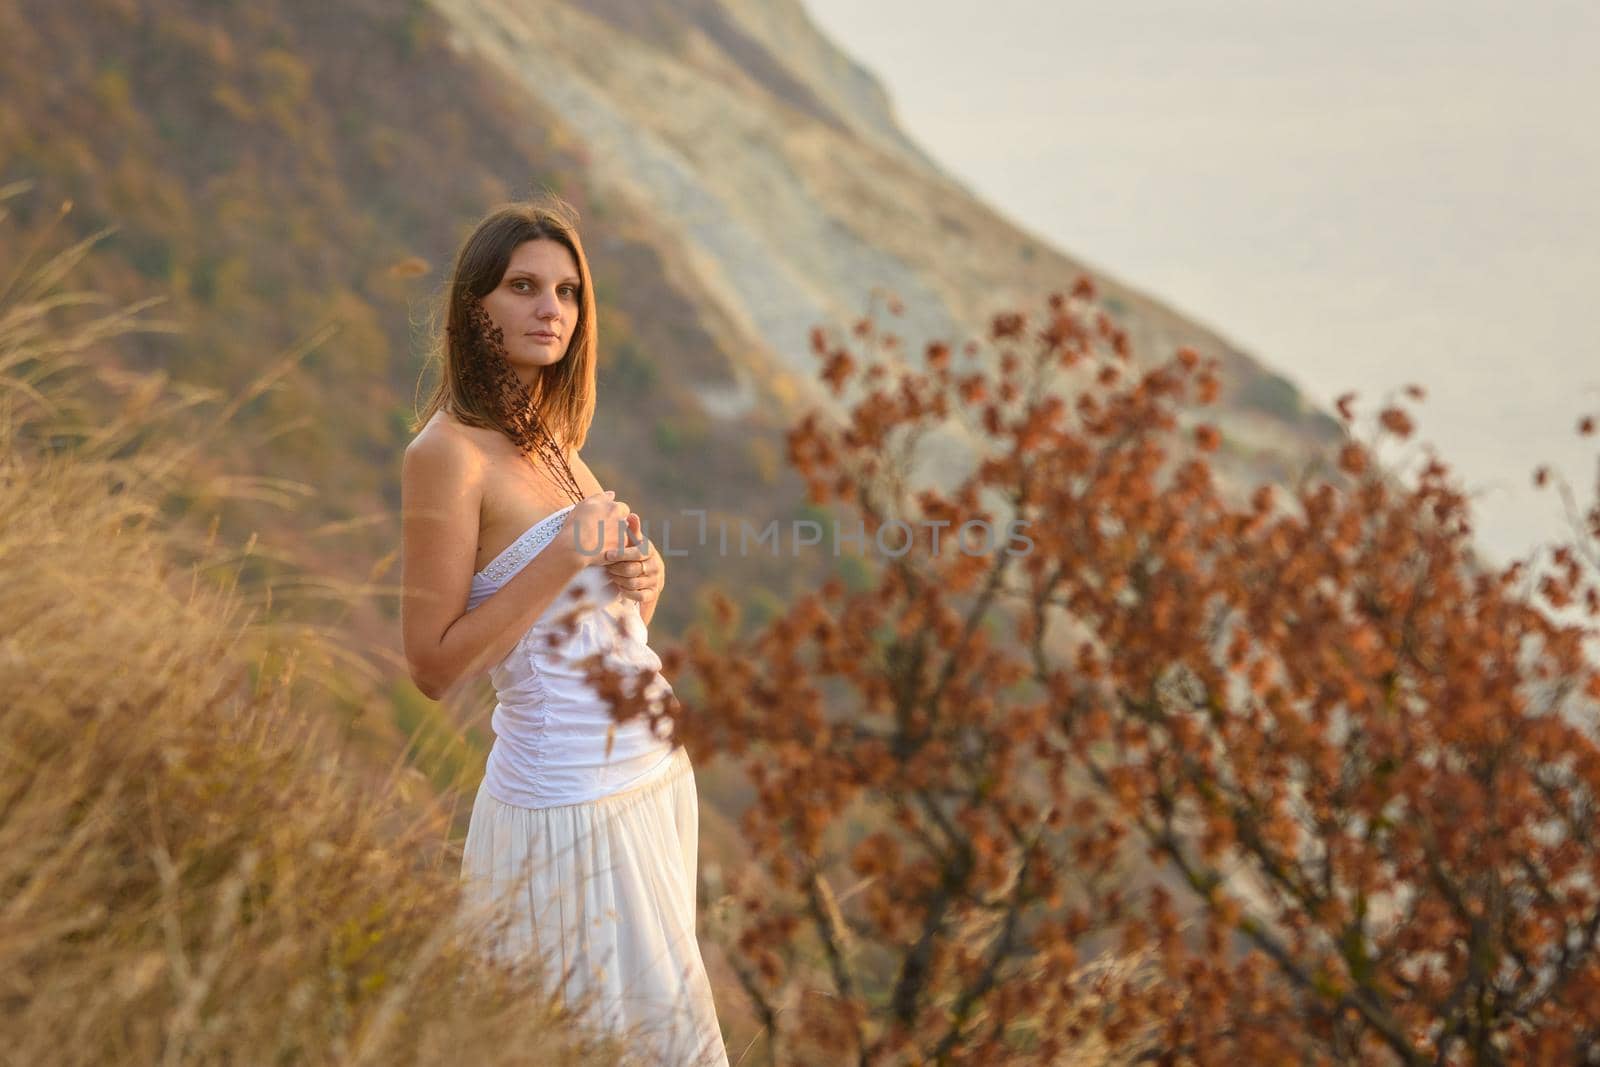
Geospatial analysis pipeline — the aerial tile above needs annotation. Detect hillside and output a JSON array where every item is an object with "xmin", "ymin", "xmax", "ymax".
[{"xmin": 1, "ymin": 0, "xmax": 1341, "ymax": 633}]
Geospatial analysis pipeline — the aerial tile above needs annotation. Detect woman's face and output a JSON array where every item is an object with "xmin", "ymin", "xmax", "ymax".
[{"xmin": 478, "ymin": 237, "xmax": 581, "ymax": 387}]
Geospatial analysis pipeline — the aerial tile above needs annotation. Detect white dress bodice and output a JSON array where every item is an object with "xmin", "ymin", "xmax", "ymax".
[{"xmin": 467, "ymin": 503, "xmax": 677, "ymax": 808}]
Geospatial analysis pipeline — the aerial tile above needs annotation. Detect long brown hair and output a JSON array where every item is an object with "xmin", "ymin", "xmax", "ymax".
[{"xmin": 413, "ymin": 195, "xmax": 599, "ymax": 455}]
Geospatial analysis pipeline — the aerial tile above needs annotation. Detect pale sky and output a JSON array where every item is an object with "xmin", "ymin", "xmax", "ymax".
[{"xmin": 803, "ymin": 0, "xmax": 1600, "ymax": 570}]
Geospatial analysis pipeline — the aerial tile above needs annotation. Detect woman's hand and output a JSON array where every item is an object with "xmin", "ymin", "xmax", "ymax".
[
  {"xmin": 604, "ymin": 512, "xmax": 664, "ymax": 606},
  {"xmin": 565, "ymin": 490, "xmax": 634, "ymax": 566}
]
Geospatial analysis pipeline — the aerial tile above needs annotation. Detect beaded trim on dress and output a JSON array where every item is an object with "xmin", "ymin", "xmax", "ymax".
[{"xmin": 476, "ymin": 504, "xmax": 578, "ymax": 586}]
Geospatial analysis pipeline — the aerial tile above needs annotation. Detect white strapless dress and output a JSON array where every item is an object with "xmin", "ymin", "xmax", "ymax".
[{"xmin": 456, "ymin": 504, "xmax": 728, "ymax": 1066}]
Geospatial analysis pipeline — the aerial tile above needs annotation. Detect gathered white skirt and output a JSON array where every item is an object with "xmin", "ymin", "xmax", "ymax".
[{"xmin": 458, "ymin": 744, "xmax": 729, "ymax": 1067}]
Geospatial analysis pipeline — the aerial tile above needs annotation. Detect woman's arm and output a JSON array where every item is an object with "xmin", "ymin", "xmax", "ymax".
[{"xmin": 400, "ymin": 429, "xmax": 586, "ymax": 700}]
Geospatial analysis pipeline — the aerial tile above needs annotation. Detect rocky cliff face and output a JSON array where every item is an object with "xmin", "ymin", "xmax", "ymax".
[{"xmin": 431, "ymin": 0, "xmax": 1344, "ymax": 488}]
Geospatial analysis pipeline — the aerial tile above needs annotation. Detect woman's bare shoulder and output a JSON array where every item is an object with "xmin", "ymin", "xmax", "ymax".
[
  {"xmin": 409, "ymin": 410, "xmax": 497, "ymax": 454},
  {"xmin": 404, "ymin": 411, "xmax": 492, "ymax": 485}
]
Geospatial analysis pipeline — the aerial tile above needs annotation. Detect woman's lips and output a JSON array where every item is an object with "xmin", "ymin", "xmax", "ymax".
[{"xmin": 527, "ymin": 331, "xmax": 560, "ymax": 342}]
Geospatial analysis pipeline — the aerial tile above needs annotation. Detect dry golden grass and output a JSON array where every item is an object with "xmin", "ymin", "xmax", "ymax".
[{"xmin": 0, "ymin": 188, "xmax": 632, "ymax": 1064}]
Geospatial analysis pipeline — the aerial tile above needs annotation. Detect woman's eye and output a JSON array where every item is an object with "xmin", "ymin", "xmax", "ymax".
[{"xmin": 560, "ymin": 285, "xmax": 577, "ymax": 299}]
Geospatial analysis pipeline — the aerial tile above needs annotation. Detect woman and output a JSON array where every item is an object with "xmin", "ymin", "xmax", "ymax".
[{"xmin": 400, "ymin": 195, "xmax": 728, "ymax": 1066}]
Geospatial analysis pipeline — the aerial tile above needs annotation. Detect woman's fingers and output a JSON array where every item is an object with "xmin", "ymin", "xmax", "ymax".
[
  {"xmin": 605, "ymin": 554, "xmax": 660, "ymax": 601},
  {"xmin": 600, "ymin": 516, "xmax": 661, "ymax": 602},
  {"xmin": 607, "ymin": 571, "xmax": 651, "ymax": 597},
  {"xmin": 603, "ymin": 541, "xmax": 651, "ymax": 563}
]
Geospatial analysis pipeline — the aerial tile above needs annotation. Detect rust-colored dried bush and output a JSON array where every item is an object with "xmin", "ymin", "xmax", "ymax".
[{"xmin": 667, "ymin": 278, "xmax": 1600, "ymax": 1065}]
